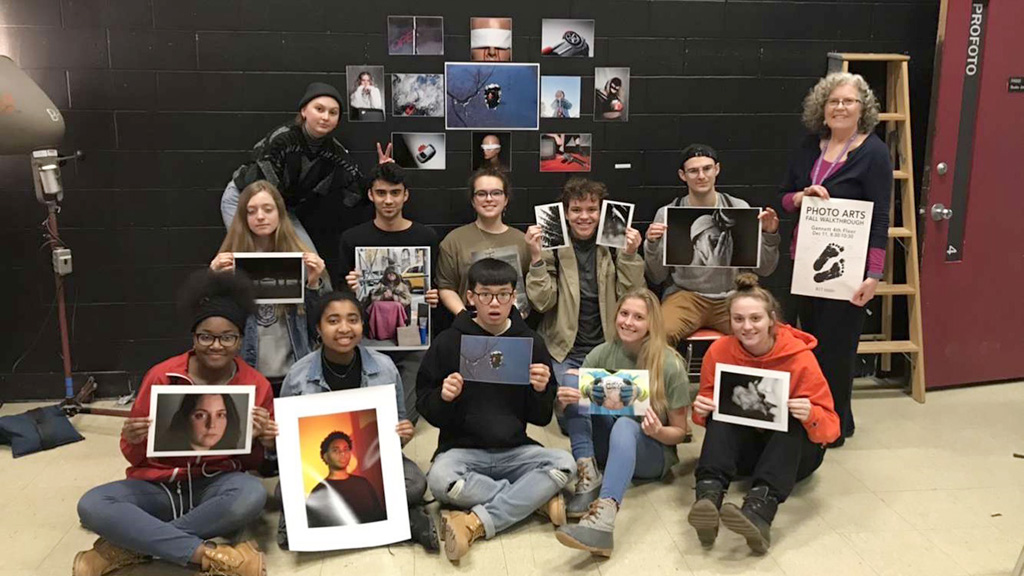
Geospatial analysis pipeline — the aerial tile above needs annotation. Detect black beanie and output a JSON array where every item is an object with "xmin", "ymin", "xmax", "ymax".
[
  {"xmin": 299, "ymin": 82, "xmax": 343, "ymax": 110},
  {"xmin": 191, "ymin": 296, "xmax": 249, "ymax": 335}
]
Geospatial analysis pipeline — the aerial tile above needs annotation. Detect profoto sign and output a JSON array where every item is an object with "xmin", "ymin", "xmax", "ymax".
[{"xmin": 965, "ymin": 2, "xmax": 985, "ymax": 76}]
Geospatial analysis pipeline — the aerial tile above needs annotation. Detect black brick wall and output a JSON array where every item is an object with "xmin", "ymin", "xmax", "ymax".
[{"xmin": 0, "ymin": 0, "xmax": 939, "ymax": 399}]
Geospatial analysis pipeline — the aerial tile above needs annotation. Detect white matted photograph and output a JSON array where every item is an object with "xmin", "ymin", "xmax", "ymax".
[
  {"xmin": 391, "ymin": 132, "xmax": 446, "ymax": 170},
  {"xmin": 355, "ymin": 246, "xmax": 431, "ymax": 350},
  {"xmin": 596, "ymin": 201, "xmax": 634, "ymax": 249},
  {"xmin": 713, "ymin": 363, "xmax": 790, "ymax": 432},
  {"xmin": 471, "ymin": 131, "xmax": 512, "ymax": 172},
  {"xmin": 663, "ymin": 207, "xmax": 763, "ymax": 268},
  {"xmin": 391, "ymin": 73, "xmax": 444, "ymax": 117},
  {"xmin": 233, "ymin": 252, "xmax": 305, "ymax": 304},
  {"xmin": 594, "ymin": 67, "xmax": 630, "ymax": 122},
  {"xmin": 274, "ymin": 386, "xmax": 410, "ymax": 551},
  {"xmin": 540, "ymin": 76, "xmax": 581, "ymax": 118},
  {"xmin": 445, "ymin": 62, "xmax": 540, "ymax": 131},
  {"xmin": 346, "ymin": 65, "xmax": 386, "ymax": 122},
  {"xmin": 791, "ymin": 197, "xmax": 874, "ymax": 301},
  {"xmin": 147, "ymin": 385, "xmax": 255, "ymax": 458},
  {"xmin": 534, "ymin": 202, "xmax": 570, "ymax": 250},
  {"xmin": 387, "ymin": 16, "xmax": 444, "ymax": 56},
  {"xmin": 541, "ymin": 19, "xmax": 595, "ymax": 57}
]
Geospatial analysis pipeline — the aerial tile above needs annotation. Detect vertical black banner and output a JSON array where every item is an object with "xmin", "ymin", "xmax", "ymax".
[{"xmin": 946, "ymin": 0, "xmax": 989, "ymax": 262}]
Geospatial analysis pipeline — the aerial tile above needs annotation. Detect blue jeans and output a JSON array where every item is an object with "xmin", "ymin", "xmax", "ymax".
[
  {"xmin": 552, "ymin": 357, "xmax": 584, "ymax": 434},
  {"xmin": 427, "ymin": 445, "xmax": 576, "ymax": 538},
  {"xmin": 220, "ymin": 180, "xmax": 318, "ymax": 253},
  {"xmin": 77, "ymin": 472, "xmax": 267, "ymax": 566}
]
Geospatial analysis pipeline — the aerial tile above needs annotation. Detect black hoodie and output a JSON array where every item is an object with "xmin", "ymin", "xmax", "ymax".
[{"xmin": 416, "ymin": 308, "xmax": 556, "ymax": 458}]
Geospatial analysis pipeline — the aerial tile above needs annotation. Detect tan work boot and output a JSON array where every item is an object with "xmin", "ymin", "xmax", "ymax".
[
  {"xmin": 535, "ymin": 492, "xmax": 567, "ymax": 526},
  {"xmin": 441, "ymin": 510, "xmax": 485, "ymax": 562},
  {"xmin": 199, "ymin": 540, "xmax": 266, "ymax": 576},
  {"xmin": 72, "ymin": 538, "xmax": 150, "ymax": 576}
]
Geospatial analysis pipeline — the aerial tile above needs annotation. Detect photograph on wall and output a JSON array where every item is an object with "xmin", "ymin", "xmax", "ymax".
[
  {"xmin": 387, "ymin": 16, "xmax": 444, "ymax": 56},
  {"xmin": 540, "ymin": 76, "xmax": 581, "ymax": 118},
  {"xmin": 391, "ymin": 73, "xmax": 444, "ymax": 117},
  {"xmin": 534, "ymin": 203, "xmax": 570, "ymax": 251},
  {"xmin": 578, "ymin": 369, "xmax": 650, "ymax": 416},
  {"xmin": 540, "ymin": 133, "xmax": 591, "ymax": 172},
  {"xmin": 459, "ymin": 335, "xmax": 533, "ymax": 385},
  {"xmin": 663, "ymin": 207, "xmax": 763, "ymax": 268},
  {"xmin": 713, "ymin": 363, "xmax": 790, "ymax": 433},
  {"xmin": 391, "ymin": 133, "xmax": 446, "ymax": 170},
  {"xmin": 147, "ymin": 385, "xmax": 255, "ymax": 458},
  {"xmin": 445, "ymin": 62, "xmax": 540, "ymax": 131},
  {"xmin": 275, "ymin": 386, "xmax": 410, "ymax": 551},
  {"xmin": 469, "ymin": 245, "xmax": 530, "ymax": 317},
  {"xmin": 469, "ymin": 17, "xmax": 512, "ymax": 61},
  {"xmin": 233, "ymin": 252, "xmax": 305, "ymax": 304},
  {"xmin": 596, "ymin": 200, "xmax": 634, "ymax": 249},
  {"xmin": 355, "ymin": 246, "xmax": 431, "ymax": 350},
  {"xmin": 541, "ymin": 19, "xmax": 595, "ymax": 58},
  {"xmin": 346, "ymin": 65, "xmax": 386, "ymax": 122},
  {"xmin": 594, "ymin": 67, "xmax": 630, "ymax": 122},
  {"xmin": 471, "ymin": 131, "xmax": 511, "ymax": 172},
  {"xmin": 791, "ymin": 197, "xmax": 874, "ymax": 301}
]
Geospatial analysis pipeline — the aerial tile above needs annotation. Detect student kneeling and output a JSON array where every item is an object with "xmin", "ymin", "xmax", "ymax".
[
  {"xmin": 417, "ymin": 258, "xmax": 577, "ymax": 562},
  {"xmin": 687, "ymin": 274, "xmax": 839, "ymax": 553}
]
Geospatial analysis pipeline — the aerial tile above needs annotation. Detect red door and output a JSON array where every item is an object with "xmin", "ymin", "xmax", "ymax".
[{"xmin": 920, "ymin": 0, "xmax": 1024, "ymax": 388}]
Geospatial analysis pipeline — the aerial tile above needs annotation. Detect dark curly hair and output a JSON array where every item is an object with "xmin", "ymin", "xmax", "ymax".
[
  {"xmin": 320, "ymin": 430, "xmax": 353, "ymax": 456},
  {"xmin": 177, "ymin": 269, "xmax": 257, "ymax": 333}
]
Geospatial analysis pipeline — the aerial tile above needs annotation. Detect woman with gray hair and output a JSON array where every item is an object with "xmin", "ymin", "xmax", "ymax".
[{"xmin": 777, "ymin": 72, "xmax": 892, "ymax": 448}]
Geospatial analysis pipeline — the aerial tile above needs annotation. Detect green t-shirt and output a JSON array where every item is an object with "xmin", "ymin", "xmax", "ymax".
[{"xmin": 582, "ymin": 340, "xmax": 694, "ymax": 476}]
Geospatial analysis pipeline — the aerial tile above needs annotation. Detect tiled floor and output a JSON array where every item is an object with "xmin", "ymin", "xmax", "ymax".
[{"xmin": 2, "ymin": 381, "xmax": 1023, "ymax": 576}]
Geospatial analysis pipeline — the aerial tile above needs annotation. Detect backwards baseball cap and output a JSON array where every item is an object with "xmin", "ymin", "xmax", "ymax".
[
  {"xmin": 298, "ymin": 82, "xmax": 342, "ymax": 109},
  {"xmin": 679, "ymin": 143, "xmax": 719, "ymax": 169}
]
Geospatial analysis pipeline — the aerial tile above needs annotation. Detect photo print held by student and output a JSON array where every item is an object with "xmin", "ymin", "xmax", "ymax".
[
  {"xmin": 578, "ymin": 369, "xmax": 650, "ymax": 417},
  {"xmin": 713, "ymin": 363, "xmax": 791, "ymax": 433},
  {"xmin": 391, "ymin": 133, "xmax": 446, "ymax": 170},
  {"xmin": 469, "ymin": 17, "xmax": 512, "ymax": 61},
  {"xmin": 387, "ymin": 16, "xmax": 444, "ymax": 56},
  {"xmin": 472, "ymin": 131, "xmax": 512, "ymax": 172},
  {"xmin": 459, "ymin": 335, "xmax": 533, "ymax": 385},
  {"xmin": 540, "ymin": 133, "xmax": 591, "ymax": 172},
  {"xmin": 232, "ymin": 252, "xmax": 305, "ymax": 304},
  {"xmin": 663, "ymin": 207, "xmax": 763, "ymax": 268},
  {"xmin": 540, "ymin": 76, "xmax": 581, "ymax": 119},
  {"xmin": 274, "ymin": 386, "xmax": 411, "ymax": 551},
  {"xmin": 346, "ymin": 65, "xmax": 386, "ymax": 122},
  {"xmin": 391, "ymin": 73, "xmax": 444, "ymax": 117},
  {"xmin": 355, "ymin": 246, "xmax": 432, "ymax": 349},
  {"xmin": 534, "ymin": 203, "xmax": 570, "ymax": 250},
  {"xmin": 147, "ymin": 385, "xmax": 255, "ymax": 458},
  {"xmin": 445, "ymin": 62, "xmax": 540, "ymax": 130},
  {"xmin": 594, "ymin": 67, "xmax": 629, "ymax": 122},
  {"xmin": 596, "ymin": 200, "xmax": 634, "ymax": 249},
  {"xmin": 541, "ymin": 19, "xmax": 595, "ymax": 57},
  {"xmin": 791, "ymin": 197, "xmax": 874, "ymax": 301}
]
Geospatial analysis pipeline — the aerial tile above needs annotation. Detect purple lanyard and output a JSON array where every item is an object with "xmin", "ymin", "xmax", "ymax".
[{"xmin": 811, "ymin": 135, "xmax": 856, "ymax": 186}]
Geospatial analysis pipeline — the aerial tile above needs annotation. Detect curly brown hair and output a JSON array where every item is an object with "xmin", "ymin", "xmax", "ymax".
[
  {"xmin": 559, "ymin": 177, "xmax": 608, "ymax": 207},
  {"xmin": 801, "ymin": 72, "xmax": 881, "ymax": 137}
]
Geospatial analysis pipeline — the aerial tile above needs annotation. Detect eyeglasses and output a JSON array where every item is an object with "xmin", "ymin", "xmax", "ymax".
[
  {"xmin": 473, "ymin": 189, "xmax": 506, "ymax": 200},
  {"xmin": 472, "ymin": 291, "xmax": 514, "ymax": 304},
  {"xmin": 826, "ymin": 98, "xmax": 861, "ymax": 109},
  {"xmin": 195, "ymin": 333, "xmax": 240, "ymax": 347},
  {"xmin": 683, "ymin": 165, "xmax": 716, "ymax": 177}
]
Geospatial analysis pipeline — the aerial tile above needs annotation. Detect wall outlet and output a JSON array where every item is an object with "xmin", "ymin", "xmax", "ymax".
[{"xmin": 53, "ymin": 248, "xmax": 72, "ymax": 276}]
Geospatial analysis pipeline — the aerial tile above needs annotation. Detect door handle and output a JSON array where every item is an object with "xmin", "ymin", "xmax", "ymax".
[
  {"xmin": 930, "ymin": 203, "xmax": 953, "ymax": 221},
  {"xmin": 936, "ymin": 162, "xmax": 948, "ymax": 175}
]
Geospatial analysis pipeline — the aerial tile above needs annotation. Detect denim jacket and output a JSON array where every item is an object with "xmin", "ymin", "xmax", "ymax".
[
  {"xmin": 279, "ymin": 346, "xmax": 407, "ymax": 420},
  {"xmin": 241, "ymin": 280, "xmax": 326, "ymax": 372}
]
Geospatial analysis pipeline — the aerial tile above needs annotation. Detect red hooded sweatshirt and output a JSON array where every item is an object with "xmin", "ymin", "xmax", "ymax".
[
  {"xmin": 692, "ymin": 324, "xmax": 840, "ymax": 445},
  {"xmin": 121, "ymin": 351, "xmax": 275, "ymax": 483}
]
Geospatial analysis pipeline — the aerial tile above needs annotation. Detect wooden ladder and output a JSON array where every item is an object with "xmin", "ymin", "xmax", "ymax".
[{"xmin": 827, "ymin": 53, "xmax": 926, "ymax": 403}]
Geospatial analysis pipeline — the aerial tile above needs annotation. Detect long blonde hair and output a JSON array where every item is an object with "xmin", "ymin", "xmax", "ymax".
[
  {"xmin": 219, "ymin": 180, "xmax": 312, "ymax": 253},
  {"xmin": 612, "ymin": 288, "xmax": 684, "ymax": 418}
]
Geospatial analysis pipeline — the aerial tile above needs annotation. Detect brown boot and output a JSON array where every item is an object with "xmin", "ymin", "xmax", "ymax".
[
  {"xmin": 535, "ymin": 493, "xmax": 567, "ymax": 527},
  {"xmin": 441, "ymin": 510, "xmax": 485, "ymax": 562},
  {"xmin": 199, "ymin": 540, "xmax": 266, "ymax": 576},
  {"xmin": 72, "ymin": 538, "xmax": 150, "ymax": 576}
]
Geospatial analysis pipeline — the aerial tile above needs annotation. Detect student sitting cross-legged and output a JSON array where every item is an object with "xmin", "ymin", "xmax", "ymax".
[
  {"xmin": 417, "ymin": 258, "xmax": 577, "ymax": 562},
  {"xmin": 554, "ymin": 289, "xmax": 694, "ymax": 557}
]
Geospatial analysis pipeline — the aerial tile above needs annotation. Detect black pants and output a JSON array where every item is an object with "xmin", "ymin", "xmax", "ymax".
[
  {"xmin": 695, "ymin": 416, "xmax": 825, "ymax": 502},
  {"xmin": 796, "ymin": 296, "xmax": 865, "ymax": 439}
]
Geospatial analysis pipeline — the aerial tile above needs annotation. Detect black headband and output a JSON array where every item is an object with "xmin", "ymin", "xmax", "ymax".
[{"xmin": 191, "ymin": 295, "xmax": 248, "ymax": 334}]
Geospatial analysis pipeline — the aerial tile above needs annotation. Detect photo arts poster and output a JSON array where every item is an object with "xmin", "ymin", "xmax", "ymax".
[
  {"xmin": 459, "ymin": 335, "xmax": 533, "ymax": 385},
  {"xmin": 579, "ymin": 369, "xmax": 650, "ymax": 416},
  {"xmin": 791, "ymin": 197, "xmax": 874, "ymax": 301},
  {"xmin": 275, "ymin": 386, "xmax": 409, "ymax": 551},
  {"xmin": 713, "ymin": 363, "xmax": 790, "ymax": 433},
  {"xmin": 147, "ymin": 385, "xmax": 255, "ymax": 458},
  {"xmin": 534, "ymin": 203, "xmax": 570, "ymax": 250},
  {"xmin": 233, "ymin": 252, "xmax": 305, "ymax": 304},
  {"xmin": 663, "ymin": 207, "xmax": 763, "ymax": 268},
  {"xmin": 355, "ymin": 246, "xmax": 431, "ymax": 350}
]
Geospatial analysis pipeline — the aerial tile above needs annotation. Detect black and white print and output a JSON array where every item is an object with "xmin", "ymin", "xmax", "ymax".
[
  {"xmin": 663, "ymin": 207, "xmax": 763, "ymax": 268},
  {"xmin": 233, "ymin": 252, "xmax": 305, "ymax": 304},
  {"xmin": 713, "ymin": 364, "xmax": 790, "ymax": 432},
  {"xmin": 534, "ymin": 203, "xmax": 570, "ymax": 250},
  {"xmin": 596, "ymin": 201, "xmax": 634, "ymax": 249}
]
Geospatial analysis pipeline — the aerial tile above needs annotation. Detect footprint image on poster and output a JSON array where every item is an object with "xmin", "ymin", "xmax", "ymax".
[
  {"xmin": 814, "ymin": 259, "xmax": 844, "ymax": 283},
  {"xmin": 813, "ymin": 243, "xmax": 844, "ymax": 271}
]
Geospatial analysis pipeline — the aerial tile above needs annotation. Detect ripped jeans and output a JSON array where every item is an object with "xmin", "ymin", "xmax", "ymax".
[{"xmin": 427, "ymin": 445, "xmax": 577, "ymax": 538}]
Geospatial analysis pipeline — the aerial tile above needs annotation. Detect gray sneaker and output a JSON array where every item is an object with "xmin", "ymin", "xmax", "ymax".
[
  {"xmin": 555, "ymin": 497, "xmax": 617, "ymax": 557},
  {"xmin": 567, "ymin": 457, "xmax": 604, "ymax": 519}
]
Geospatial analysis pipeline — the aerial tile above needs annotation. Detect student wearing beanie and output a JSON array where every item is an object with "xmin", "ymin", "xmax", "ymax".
[
  {"xmin": 73, "ymin": 270, "xmax": 276, "ymax": 576},
  {"xmin": 220, "ymin": 81, "xmax": 394, "ymax": 277}
]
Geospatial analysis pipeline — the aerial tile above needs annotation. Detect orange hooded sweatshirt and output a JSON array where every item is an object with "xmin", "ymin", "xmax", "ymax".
[{"xmin": 692, "ymin": 324, "xmax": 840, "ymax": 445}]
